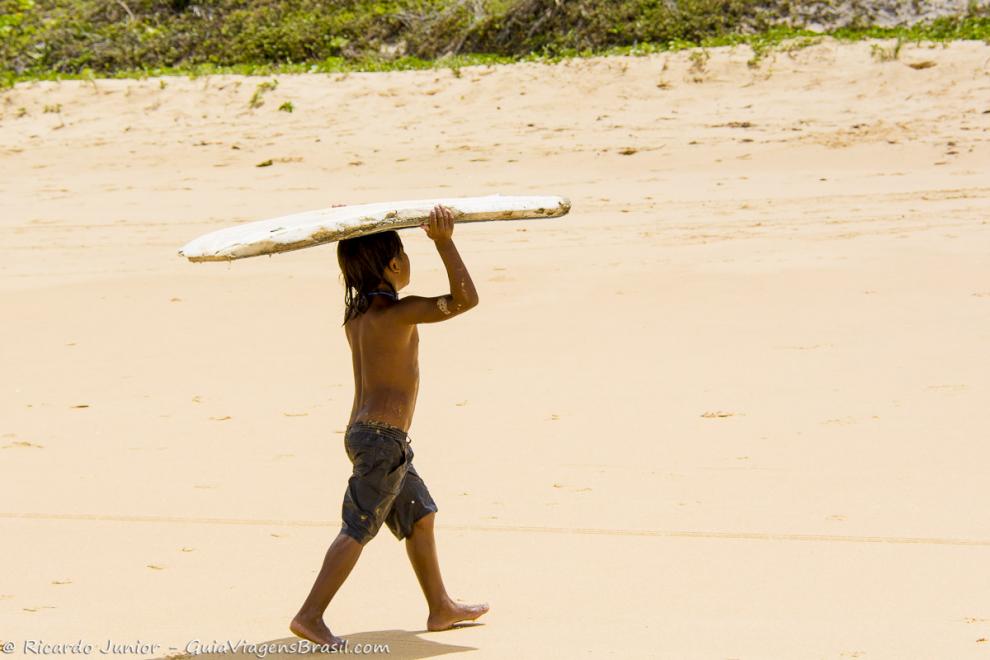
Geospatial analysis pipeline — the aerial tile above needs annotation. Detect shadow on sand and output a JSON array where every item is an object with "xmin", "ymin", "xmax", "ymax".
[{"xmin": 156, "ymin": 628, "xmax": 479, "ymax": 659}]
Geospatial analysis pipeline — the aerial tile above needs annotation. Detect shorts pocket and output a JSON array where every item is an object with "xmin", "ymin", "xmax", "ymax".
[
  {"xmin": 379, "ymin": 440, "xmax": 407, "ymax": 494},
  {"xmin": 349, "ymin": 439, "xmax": 386, "ymax": 478},
  {"xmin": 384, "ymin": 439, "xmax": 407, "ymax": 472}
]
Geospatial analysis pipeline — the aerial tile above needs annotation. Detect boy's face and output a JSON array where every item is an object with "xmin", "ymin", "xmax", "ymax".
[{"xmin": 389, "ymin": 248, "xmax": 411, "ymax": 290}]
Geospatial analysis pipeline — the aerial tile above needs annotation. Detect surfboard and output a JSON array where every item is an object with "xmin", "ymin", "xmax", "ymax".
[{"xmin": 178, "ymin": 194, "xmax": 570, "ymax": 262}]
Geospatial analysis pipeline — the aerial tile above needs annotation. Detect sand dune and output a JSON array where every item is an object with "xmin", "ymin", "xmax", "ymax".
[{"xmin": 2, "ymin": 39, "xmax": 989, "ymax": 658}]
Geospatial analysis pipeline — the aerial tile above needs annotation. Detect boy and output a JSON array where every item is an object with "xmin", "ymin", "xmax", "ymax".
[{"xmin": 290, "ymin": 204, "xmax": 489, "ymax": 646}]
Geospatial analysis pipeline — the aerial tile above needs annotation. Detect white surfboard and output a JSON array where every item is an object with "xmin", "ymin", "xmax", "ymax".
[{"xmin": 178, "ymin": 194, "xmax": 570, "ymax": 262}]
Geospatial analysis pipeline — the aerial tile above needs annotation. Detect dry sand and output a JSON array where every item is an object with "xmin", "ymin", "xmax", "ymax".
[{"xmin": 1, "ymin": 39, "xmax": 989, "ymax": 658}]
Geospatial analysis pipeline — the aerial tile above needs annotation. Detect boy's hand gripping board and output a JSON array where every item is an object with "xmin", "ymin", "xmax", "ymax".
[{"xmin": 178, "ymin": 194, "xmax": 570, "ymax": 262}]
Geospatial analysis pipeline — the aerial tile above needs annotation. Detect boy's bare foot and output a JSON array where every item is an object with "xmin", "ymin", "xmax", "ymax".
[
  {"xmin": 289, "ymin": 614, "xmax": 346, "ymax": 648},
  {"xmin": 427, "ymin": 598, "xmax": 490, "ymax": 631}
]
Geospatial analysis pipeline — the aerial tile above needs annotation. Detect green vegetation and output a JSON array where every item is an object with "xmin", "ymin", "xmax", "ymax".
[
  {"xmin": 2, "ymin": 1, "xmax": 989, "ymax": 87},
  {"xmin": 687, "ymin": 47, "xmax": 710, "ymax": 81},
  {"xmin": 278, "ymin": 100, "xmax": 294, "ymax": 112},
  {"xmin": 870, "ymin": 38, "xmax": 904, "ymax": 62},
  {"xmin": 247, "ymin": 78, "xmax": 278, "ymax": 108}
]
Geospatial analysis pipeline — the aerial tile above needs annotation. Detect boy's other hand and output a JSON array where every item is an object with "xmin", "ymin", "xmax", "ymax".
[{"xmin": 421, "ymin": 205, "xmax": 454, "ymax": 242}]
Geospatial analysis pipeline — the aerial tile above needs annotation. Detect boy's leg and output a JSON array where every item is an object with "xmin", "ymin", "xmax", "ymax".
[
  {"xmin": 290, "ymin": 531, "xmax": 363, "ymax": 645},
  {"xmin": 290, "ymin": 424, "xmax": 405, "ymax": 645},
  {"xmin": 404, "ymin": 512, "xmax": 490, "ymax": 631},
  {"xmin": 383, "ymin": 443, "xmax": 489, "ymax": 630}
]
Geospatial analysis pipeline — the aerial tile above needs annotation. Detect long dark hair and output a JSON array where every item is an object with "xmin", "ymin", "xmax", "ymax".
[{"xmin": 337, "ymin": 230, "xmax": 403, "ymax": 324}]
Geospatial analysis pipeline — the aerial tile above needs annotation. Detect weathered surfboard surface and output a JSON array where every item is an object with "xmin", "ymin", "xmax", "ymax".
[{"xmin": 178, "ymin": 194, "xmax": 571, "ymax": 262}]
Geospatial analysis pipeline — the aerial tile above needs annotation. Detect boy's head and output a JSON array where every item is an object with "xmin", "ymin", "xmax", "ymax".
[{"xmin": 337, "ymin": 230, "xmax": 410, "ymax": 322}]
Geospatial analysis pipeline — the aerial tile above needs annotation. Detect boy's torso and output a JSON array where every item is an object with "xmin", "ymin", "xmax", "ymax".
[{"xmin": 345, "ymin": 303, "xmax": 419, "ymax": 433}]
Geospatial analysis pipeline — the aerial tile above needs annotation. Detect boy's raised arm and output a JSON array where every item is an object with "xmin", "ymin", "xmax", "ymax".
[{"xmin": 390, "ymin": 205, "xmax": 479, "ymax": 325}]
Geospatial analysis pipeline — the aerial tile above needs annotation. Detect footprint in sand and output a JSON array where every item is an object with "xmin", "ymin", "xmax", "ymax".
[
  {"xmin": 927, "ymin": 384, "xmax": 967, "ymax": 392},
  {"xmin": 552, "ymin": 483, "xmax": 591, "ymax": 493},
  {"xmin": 3, "ymin": 440, "xmax": 44, "ymax": 449}
]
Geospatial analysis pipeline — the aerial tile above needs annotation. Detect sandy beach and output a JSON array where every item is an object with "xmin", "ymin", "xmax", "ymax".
[{"xmin": 2, "ymin": 39, "xmax": 989, "ymax": 658}]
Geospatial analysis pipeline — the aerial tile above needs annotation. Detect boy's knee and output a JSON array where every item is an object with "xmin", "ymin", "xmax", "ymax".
[
  {"xmin": 412, "ymin": 511, "xmax": 436, "ymax": 531},
  {"xmin": 340, "ymin": 522, "xmax": 375, "ymax": 546}
]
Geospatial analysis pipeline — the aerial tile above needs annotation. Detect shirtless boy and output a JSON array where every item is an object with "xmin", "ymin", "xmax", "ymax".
[{"xmin": 290, "ymin": 204, "xmax": 489, "ymax": 646}]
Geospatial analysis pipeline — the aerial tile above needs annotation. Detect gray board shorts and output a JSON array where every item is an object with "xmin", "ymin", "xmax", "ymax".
[{"xmin": 340, "ymin": 420, "xmax": 438, "ymax": 544}]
